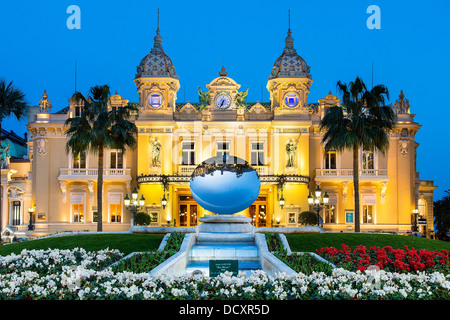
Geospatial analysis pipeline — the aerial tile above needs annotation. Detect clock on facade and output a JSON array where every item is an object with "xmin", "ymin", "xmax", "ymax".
[
  {"xmin": 284, "ymin": 93, "xmax": 299, "ymax": 108},
  {"xmin": 148, "ymin": 93, "xmax": 163, "ymax": 108},
  {"xmin": 214, "ymin": 92, "xmax": 232, "ymax": 110}
]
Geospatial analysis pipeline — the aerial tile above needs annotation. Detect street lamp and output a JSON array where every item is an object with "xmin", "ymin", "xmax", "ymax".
[
  {"xmin": 161, "ymin": 175, "xmax": 169, "ymax": 209},
  {"xmin": 28, "ymin": 207, "xmax": 35, "ymax": 231},
  {"xmin": 124, "ymin": 188, "xmax": 145, "ymax": 226},
  {"xmin": 307, "ymin": 186, "xmax": 329, "ymax": 227}
]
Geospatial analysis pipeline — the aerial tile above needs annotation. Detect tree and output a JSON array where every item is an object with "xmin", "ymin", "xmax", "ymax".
[
  {"xmin": 65, "ymin": 85, "xmax": 138, "ymax": 232},
  {"xmin": 434, "ymin": 190, "xmax": 450, "ymax": 240},
  {"xmin": 0, "ymin": 79, "xmax": 27, "ymax": 240},
  {"xmin": 0, "ymin": 80, "xmax": 27, "ymax": 133},
  {"xmin": 319, "ymin": 76, "xmax": 396, "ymax": 232}
]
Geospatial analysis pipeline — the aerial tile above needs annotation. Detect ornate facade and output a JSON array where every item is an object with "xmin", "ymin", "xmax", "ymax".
[{"xmin": 0, "ymin": 23, "xmax": 436, "ymax": 238}]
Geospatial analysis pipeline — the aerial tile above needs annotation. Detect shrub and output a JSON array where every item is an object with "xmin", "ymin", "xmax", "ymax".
[
  {"xmin": 316, "ymin": 244, "xmax": 450, "ymax": 274},
  {"xmin": 298, "ymin": 211, "xmax": 318, "ymax": 226},
  {"xmin": 135, "ymin": 212, "xmax": 151, "ymax": 226}
]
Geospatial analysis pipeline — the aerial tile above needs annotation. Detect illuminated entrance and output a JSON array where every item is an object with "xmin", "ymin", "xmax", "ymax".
[
  {"xmin": 178, "ymin": 195, "xmax": 198, "ymax": 227},
  {"xmin": 248, "ymin": 196, "xmax": 268, "ymax": 227}
]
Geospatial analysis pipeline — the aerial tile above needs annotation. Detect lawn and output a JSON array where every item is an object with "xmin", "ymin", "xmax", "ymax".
[
  {"xmin": 0, "ymin": 233, "xmax": 165, "ymax": 256},
  {"xmin": 285, "ymin": 233, "xmax": 450, "ymax": 252}
]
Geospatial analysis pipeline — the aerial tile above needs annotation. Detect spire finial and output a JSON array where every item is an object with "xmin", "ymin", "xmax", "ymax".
[
  {"xmin": 153, "ymin": 8, "xmax": 163, "ymax": 50},
  {"xmin": 157, "ymin": 8, "xmax": 160, "ymax": 31},
  {"xmin": 288, "ymin": 9, "xmax": 291, "ymax": 31}
]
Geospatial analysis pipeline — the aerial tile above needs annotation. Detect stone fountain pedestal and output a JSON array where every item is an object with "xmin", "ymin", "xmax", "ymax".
[{"xmin": 186, "ymin": 214, "xmax": 261, "ymax": 276}]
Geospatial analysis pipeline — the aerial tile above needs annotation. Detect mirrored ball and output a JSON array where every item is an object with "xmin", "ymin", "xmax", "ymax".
[{"xmin": 189, "ymin": 155, "xmax": 261, "ymax": 215}]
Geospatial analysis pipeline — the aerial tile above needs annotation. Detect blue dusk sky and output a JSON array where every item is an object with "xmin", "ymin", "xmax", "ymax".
[{"xmin": 1, "ymin": 0, "xmax": 449, "ymax": 199}]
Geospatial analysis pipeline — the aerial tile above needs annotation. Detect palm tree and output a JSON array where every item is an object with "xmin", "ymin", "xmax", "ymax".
[
  {"xmin": 65, "ymin": 85, "xmax": 138, "ymax": 232},
  {"xmin": 0, "ymin": 79, "xmax": 27, "ymax": 137},
  {"xmin": 319, "ymin": 76, "xmax": 396, "ymax": 232},
  {"xmin": 0, "ymin": 79, "xmax": 27, "ymax": 240}
]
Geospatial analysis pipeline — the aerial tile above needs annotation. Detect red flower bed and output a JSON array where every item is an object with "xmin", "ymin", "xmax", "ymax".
[{"xmin": 316, "ymin": 244, "xmax": 450, "ymax": 274}]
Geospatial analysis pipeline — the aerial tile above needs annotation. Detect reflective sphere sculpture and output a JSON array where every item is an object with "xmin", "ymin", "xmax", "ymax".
[{"xmin": 189, "ymin": 155, "xmax": 261, "ymax": 214}]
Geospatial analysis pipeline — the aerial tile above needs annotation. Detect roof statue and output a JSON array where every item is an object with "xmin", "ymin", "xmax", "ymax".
[
  {"xmin": 235, "ymin": 87, "xmax": 249, "ymax": 108},
  {"xmin": 38, "ymin": 90, "xmax": 52, "ymax": 113},
  {"xmin": 0, "ymin": 141, "xmax": 11, "ymax": 169},
  {"xmin": 394, "ymin": 90, "xmax": 410, "ymax": 114},
  {"xmin": 198, "ymin": 87, "xmax": 210, "ymax": 108}
]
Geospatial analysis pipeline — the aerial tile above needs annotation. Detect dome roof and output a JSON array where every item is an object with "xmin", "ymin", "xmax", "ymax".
[
  {"xmin": 269, "ymin": 29, "xmax": 311, "ymax": 80},
  {"xmin": 135, "ymin": 28, "xmax": 178, "ymax": 80}
]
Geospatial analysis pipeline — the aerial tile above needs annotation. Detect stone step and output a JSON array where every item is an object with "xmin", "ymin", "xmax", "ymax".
[
  {"xmin": 196, "ymin": 232, "xmax": 254, "ymax": 243},
  {"xmin": 190, "ymin": 243, "xmax": 259, "ymax": 260},
  {"xmin": 186, "ymin": 260, "xmax": 262, "ymax": 277}
]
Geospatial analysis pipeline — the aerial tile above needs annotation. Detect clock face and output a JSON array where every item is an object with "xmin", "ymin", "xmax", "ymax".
[
  {"xmin": 148, "ymin": 93, "xmax": 163, "ymax": 108},
  {"xmin": 214, "ymin": 93, "xmax": 232, "ymax": 110},
  {"xmin": 284, "ymin": 93, "xmax": 299, "ymax": 108}
]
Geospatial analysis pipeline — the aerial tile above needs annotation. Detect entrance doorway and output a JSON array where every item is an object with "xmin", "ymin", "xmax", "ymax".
[
  {"xmin": 248, "ymin": 196, "xmax": 267, "ymax": 227},
  {"xmin": 178, "ymin": 195, "xmax": 198, "ymax": 227}
]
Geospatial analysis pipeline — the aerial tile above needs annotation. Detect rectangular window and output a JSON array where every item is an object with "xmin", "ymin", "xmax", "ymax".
[
  {"xmin": 324, "ymin": 151, "xmax": 337, "ymax": 169},
  {"xmin": 251, "ymin": 142, "xmax": 265, "ymax": 166},
  {"xmin": 216, "ymin": 141, "xmax": 230, "ymax": 158},
  {"xmin": 109, "ymin": 194, "xmax": 122, "ymax": 223},
  {"xmin": 92, "ymin": 207, "xmax": 98, "ymax": 223},
  {"xmin": 110, "ymin": 150, "xmax": 123, "ymax": 169},
  {"xmin": 288, "ymin": 212, "xmax": 296, "ymax": 224},
  {"xmin": 363, "ymin": 205, "xmax": 374, "ymax": 224},
  {"xmin": 12, "ymin": 201, "xmax": 21, "ymax": 226},
  {"xmin": 71, "ymin": 194, "xmax": 84, "ymax": 223},
  {"xmin": 182, "ymin": 141, "xmax": 195, "ymax": 165},
  {"xmin": 150, "ymin": 212, "xmax": 158, "ymax": 224},
  {"xmin": 323, "ymin": 205, "xmax": 336, "ymax": 224},
  {"xmin": 75, "ymin": 106, "xmax": 82, "ymax": 117},
  {"xmin": 72, "ymin": 152, "xmax": 86, "ymax": 169},
  {"xmin": 362, "ymin": 149, "xmax": 374, "ymax": 170}
]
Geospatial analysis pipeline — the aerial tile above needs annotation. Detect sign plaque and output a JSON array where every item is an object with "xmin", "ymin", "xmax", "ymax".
[{"xmin": 209, "ymin": 260, "xmax": 239, "ymax": 277}]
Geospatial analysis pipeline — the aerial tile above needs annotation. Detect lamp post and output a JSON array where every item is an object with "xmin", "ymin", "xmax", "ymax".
[
  {"xmin": 307, "ymin": 186, "xmax": 329, "ymax": 227},
  {"xmin": 28, "ymin": 207, "xmax": 35, "ymax": 231},
  {"xmin": 161, "ymin": 175, "xmax": 169, "ymax": 209},
  {"xmin": 277, "ymin": 174, "xmax": 286, "ymax": 209},
  {"xmin": 412, "ymin": 209, "xmax": 419, "ymax": 232},
  {"xmin": 124, "ymin": 188, "xmax": 145, "ymax": 226}
]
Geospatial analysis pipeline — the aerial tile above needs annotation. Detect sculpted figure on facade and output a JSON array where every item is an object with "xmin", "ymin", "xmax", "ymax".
[
  {"xmin": 286, "ymin": 138, "xmax": 299, "ymax": 167},
  {"xmin": 150, "ymin": 137, "xmax": 161, "ymax": 167}
]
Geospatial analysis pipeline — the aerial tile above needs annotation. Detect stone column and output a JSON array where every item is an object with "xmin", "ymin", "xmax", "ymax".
[{"xmin": 1, "ymin": 185, "xmax": 8, "ymax": 231}]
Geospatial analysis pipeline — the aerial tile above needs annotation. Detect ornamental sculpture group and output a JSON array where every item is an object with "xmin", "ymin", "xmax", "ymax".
[{"xmin": 0, "ymin": 141, "xmax": 11, "ymax": 169}]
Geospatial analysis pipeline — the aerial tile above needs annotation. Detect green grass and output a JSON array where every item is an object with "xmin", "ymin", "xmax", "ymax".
[
  {"xmin": 0, "ymin": 234, "xmax": 165, "ymax": 256},
  {"xmin": 286, "ymin": 233, "xmax": 450, "ymax": 252}
]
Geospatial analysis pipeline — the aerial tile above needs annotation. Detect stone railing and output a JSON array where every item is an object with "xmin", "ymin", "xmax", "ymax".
[
  {"xmin": 316, "ymin": 169, "xmax": 388, "ymax": 178},
  {"xmin": 253, "ymin": 166, "xmax": 269, "ymax": 175},
  {"xmin": 177, "ymin": 165, "xmax": 196, "ymax": 176},
  {"xmin": 59, "ymin": 168, "xmax": 131, "ymax": 178}
]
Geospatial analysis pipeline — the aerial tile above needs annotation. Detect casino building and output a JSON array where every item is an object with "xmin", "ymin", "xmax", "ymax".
[{"xmin": 0, "ymin": 22, "xmax": 437, "ymax": 238}]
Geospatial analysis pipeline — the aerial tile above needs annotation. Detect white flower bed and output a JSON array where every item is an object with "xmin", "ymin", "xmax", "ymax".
[{"xmin": 0, "ymin": 248, "xmax": 448, "ymax": 300}]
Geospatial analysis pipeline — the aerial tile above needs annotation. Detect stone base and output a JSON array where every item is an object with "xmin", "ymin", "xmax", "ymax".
[{"xmin": 197, "ymin": 214, "xmax": 254, "ymax": 234}]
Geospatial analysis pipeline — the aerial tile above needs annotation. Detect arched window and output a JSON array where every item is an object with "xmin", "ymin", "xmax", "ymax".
[{"xmin": 418, "ymin": 198, "xmax": 427, "ymax": 217}]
